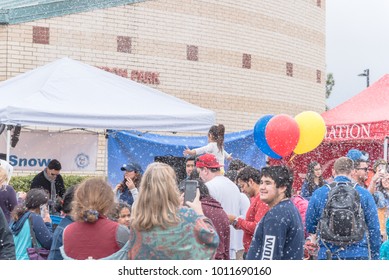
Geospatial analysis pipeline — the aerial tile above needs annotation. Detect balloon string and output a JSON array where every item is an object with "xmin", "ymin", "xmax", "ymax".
[{"xmin": 288, "ymin": 153, "xmax": 297, "ymax": 164}]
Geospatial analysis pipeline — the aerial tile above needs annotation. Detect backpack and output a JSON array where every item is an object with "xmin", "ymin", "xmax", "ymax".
[{"xmin": 318, "ymin": 181, "xmax": 367, "ymax": 247}]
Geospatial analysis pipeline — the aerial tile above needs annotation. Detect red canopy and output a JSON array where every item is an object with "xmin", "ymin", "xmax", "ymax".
[
  {"xmin": 322, "ymin": 74, "xmax": 389, "ymax": 141},
  {"xmin": 270, "ymin": 74, "xmax": 389, "ymax": 190}
]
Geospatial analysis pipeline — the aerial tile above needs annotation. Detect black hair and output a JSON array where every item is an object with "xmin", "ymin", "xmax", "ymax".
[
  {"xmin": 236, "ymin": 166, "xmax": 261, "ymax": 184},
  {"xmin": 54, "ymin": 185, "xmax": 77, "ymax": 214},
  {"xmin": 185, "ymin": 156, "xmax": 196, "ymax": 163},
  {"xmin": 26, "ymin": 188, "xmax": 49, "ymax": 209},
  {"xmin": 228, "ymin": 159, "xmax": 247, "ymax": 171},
  {"xmin": 305, "ymin": 161, "xmax": 324, "ymax": 195},
  {"xmin": 48, "ymin": 159, "xmax": 61, "ymax": 170},
  {"xmin": 261, "ymin": 165, "xmax": 293, "ymax": 198},
  {"xmin": 11, "ymin": 188, "xmax": 49, "ymax": 221},
  {"xmin": 208, "ymin": 124, "xmax": 225, "ymax": 153},
  {"xmin": 224, "ymin": 169, "xmax": 238, "ymax": 183}
]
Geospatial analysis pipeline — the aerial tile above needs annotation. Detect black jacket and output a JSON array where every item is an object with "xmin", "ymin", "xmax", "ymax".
[{"xmin": 30, "ymin": 170, "xmax": 65, "ymax": 198}]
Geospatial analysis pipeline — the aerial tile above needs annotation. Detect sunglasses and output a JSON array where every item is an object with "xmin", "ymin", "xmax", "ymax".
[{"xmin": 355, "ymin": 167, "xmax": 368, "ymax": 172}]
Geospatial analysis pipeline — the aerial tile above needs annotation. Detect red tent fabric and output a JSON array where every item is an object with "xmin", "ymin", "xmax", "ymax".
[
  {"xmin": 270, "ymin": 74, "xmax": 389, "ymax": 191},
  {"xmin": 323, "ymin": 74, "xmax": 389, "ymax": 141}
]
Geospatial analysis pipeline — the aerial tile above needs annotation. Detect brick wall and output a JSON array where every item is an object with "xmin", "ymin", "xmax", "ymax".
[{"xmin": 1, "ymin": 0, "xmax": 326, "ymax": 175}]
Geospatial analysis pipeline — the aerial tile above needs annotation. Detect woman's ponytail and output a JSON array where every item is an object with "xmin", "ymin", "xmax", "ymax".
[{"xmin": 216, "ymin": 124, "xmax": 225, "ymax": 152}]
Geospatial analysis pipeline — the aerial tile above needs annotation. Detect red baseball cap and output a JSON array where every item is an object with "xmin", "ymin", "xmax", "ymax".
[{"xmin": 196, "ymin": 154, "xmax": 223, "ymax": 168}]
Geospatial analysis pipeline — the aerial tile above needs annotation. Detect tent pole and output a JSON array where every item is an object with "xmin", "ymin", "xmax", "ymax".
[
  {"xmin": 6, "ymin": 128, "xmax": 11, "ymax": 162},
  {"xmin": 384, "ymin": 137, "xmax": 389, "ymax": 162}
]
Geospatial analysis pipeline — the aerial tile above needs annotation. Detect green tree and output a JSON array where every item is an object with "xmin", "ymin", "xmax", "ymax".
[{"xmin": 326, "ymin": 73, "xmax": 335, "ymax": 110}]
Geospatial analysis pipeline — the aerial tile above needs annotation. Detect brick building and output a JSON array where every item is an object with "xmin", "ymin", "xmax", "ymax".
[{"xmin": 0, "ymin": 0, "xmax": 326, "ymax": 175}]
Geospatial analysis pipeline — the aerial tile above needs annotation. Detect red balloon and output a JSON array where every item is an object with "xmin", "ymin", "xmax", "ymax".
[{"xmin": 265, "ymin": 114, "xmax": 300, "ymax": 157}]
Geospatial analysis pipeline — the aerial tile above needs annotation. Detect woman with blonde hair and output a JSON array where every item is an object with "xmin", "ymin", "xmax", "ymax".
[
  {"xmin": 61, "ymin": 177, "xmax": 130, "ymax": 260},
  {"xmin": 128, "ymin": 162, "xmax": 219, "ymax": 260}
]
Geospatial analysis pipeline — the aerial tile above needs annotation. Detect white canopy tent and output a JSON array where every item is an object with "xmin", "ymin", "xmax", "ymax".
[{"xmin": 0, "ymin": 57, "xmax": 216, "ymax": 161}]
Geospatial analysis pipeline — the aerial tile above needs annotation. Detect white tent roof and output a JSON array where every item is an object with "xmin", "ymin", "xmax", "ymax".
[{"xmin": 0, "ymin": 58, "xmax": 215, "ymax": 132}]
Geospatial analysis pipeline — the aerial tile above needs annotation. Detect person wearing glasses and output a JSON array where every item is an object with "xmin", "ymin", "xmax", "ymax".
[
  {"xmin": 306, "ymin": 157, "xmax": 381, "ymax": 260},
  {"xmin": 30, "ymin": 159, "xmax": 65, "ymax": 205},
  {"xmin": 346, "ymin": 149, "xmax": 370, "ymax": 188}
]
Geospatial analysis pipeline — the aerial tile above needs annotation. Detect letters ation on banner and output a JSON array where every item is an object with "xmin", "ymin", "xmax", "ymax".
[{"xmin": 326, "ymin": 123, "xmax": 371, "ymax": 140}]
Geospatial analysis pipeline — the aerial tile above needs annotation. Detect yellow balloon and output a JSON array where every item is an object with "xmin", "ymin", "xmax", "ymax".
[{"xmin": 293, "ymin": 111, "xmax": 326, "ymax": 154}]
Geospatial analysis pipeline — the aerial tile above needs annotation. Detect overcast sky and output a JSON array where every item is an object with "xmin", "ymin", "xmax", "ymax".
[{"xmin": 326, "ymin": 0, "xmax": 389, "ymax": 109}]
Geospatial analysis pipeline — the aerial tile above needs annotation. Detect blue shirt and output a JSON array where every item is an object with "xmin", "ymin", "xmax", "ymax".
[
  {"xmin": 300, "ymin": 180, "xmax": 327, "ymax": 201},
  {"xmin": 305, "ymin": 176, "xmax": 381, "ymax": 259},
  {"xmin": 247, "ymin": 200, "xmax": 304, "ymax": 260},
  {"xmin": 48, "ymin": 215, "xmax": 73, "ymax": 260},
  {"xmin": 116, "ymin": 187, "xmax": 134, "ymax": 206}
]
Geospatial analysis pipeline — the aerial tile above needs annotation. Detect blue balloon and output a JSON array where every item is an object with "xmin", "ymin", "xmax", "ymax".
[{"xmin": 253, "ymin": 115, "xmax": 282, "ymax": 159}]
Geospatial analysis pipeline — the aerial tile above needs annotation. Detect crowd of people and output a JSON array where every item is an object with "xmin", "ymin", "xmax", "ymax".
[{"xmin": 0, "ymin": 124, "xmax": 389, "ymax": 260}]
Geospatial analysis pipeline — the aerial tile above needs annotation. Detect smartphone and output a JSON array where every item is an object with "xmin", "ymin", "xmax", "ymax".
[
  {"xmin": 184, "ymin": 180, "xmax": 198, "ymax": 203},
  {"xmin": 40, "ymin": 204, "xmax": 48, "ymax": 218},
  {"xmin": 379, "ymin": 164, "xmax": 387, "ymax": 174}
]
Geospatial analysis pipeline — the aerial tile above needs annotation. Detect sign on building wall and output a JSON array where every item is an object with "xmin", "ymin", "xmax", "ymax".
[{"xmin": 0, "ymin": 131, "xmax": 98, "ymax": 171}]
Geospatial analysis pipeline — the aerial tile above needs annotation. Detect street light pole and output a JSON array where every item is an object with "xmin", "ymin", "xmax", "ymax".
[{"xmin": 358, "ymin": 69, "xmax": 370, "ymax": 87}]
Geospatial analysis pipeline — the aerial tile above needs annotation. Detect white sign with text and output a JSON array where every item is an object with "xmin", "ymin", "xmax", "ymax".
[{"xmin": 0, "ymin": 131, "xmax": 98, "ymax": 171}]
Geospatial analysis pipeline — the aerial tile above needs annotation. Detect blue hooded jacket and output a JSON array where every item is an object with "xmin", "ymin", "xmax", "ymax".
[
  {"xmin": 10, "ymin": 212, "xmax": 53, "ymax": 260},
  {"xmin": 306, "ymin": 176, "xmax": 381, "ymax": 259}
]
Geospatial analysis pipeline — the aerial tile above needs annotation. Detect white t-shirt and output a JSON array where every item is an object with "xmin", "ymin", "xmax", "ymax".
[
  {"xmin": 194, "ymin": 142, "xmax": 230, "ymax": 166},
  {"xmin": 205, "ymin": 175, "xmax": 243, "ymax": 259}
]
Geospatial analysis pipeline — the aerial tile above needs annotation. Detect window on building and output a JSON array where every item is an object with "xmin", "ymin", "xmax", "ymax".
[
  {"xmin": 32, "ymin": 26, "xmax": 49, "ymax": 44},
  {"xmin": 242, "ymin": 54, "xmax": 251, "ymax": 69},
  {"xmin": 117, "ymin": 36, "xmax": 132, "ymax": 53},
  {"xmin": 286, "ymin": 62, "xmax": 293, "ymax": 77},
  {"xmin": 316, "ymin": 70, "xmax": 321, "ymax": 83},
  {"xmin": 187, "ymin": 45, "xmax": 198, "ymax": 61},
  {"xmin": 317, "ymin": 0, "xmax": 321, "ymax": 7}
]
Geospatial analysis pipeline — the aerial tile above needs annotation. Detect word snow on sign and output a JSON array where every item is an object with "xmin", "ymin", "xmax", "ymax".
[{"xmin": 0, "ymin": 131, "xmax": 98, "ymax": 171}]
